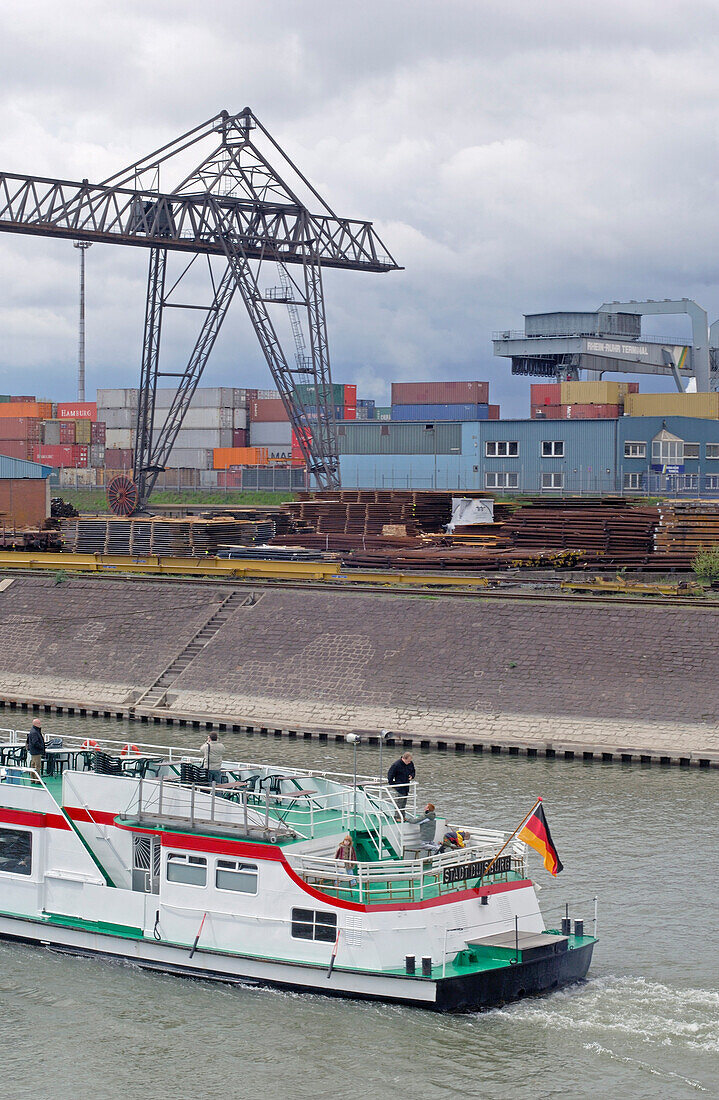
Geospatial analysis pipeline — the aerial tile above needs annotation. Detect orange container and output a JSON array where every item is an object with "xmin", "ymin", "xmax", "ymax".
[
  {"xmin": 213, "ymin": 446, "xmax": 269, "ymax": 469},
  {"xmin": 0, "ymin": 402, "xmax": 52, "ymax": 419}
]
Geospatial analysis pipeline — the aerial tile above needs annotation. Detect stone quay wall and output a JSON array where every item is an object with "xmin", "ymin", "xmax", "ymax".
[{"xmin": 0, "ymin": 574, "xmax": 717, "ymax": 763}]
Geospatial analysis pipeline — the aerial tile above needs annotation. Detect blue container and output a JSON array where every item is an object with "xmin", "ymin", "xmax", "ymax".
[
  {"xmin": 391, "ymin": 403, "xmax": 489, "ymax": 422},
  {"xmin": 357, "ymin": 399, "xmax": 376, "ymax": 408}
]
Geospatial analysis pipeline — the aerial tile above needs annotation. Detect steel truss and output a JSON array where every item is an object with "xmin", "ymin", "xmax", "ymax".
[{"xmin": 0, "ymin": 108, "xmax": 400, "ymax": 507}]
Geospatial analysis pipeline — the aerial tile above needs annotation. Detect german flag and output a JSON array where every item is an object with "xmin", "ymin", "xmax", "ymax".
[{"xmin": 518, "ymin": 800, "xmax": 563, "ymax": 876}]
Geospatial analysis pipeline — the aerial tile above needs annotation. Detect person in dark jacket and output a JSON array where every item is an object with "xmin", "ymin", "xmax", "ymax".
[
  {"xmin": 387, "ymin": 752, "xmax": 415, "ymax": 819},
  {"xmin": 27, "ymin": 719, "xmax": 46, "ymax": 776}
]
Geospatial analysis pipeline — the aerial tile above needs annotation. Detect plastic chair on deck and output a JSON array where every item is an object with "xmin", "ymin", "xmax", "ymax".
[{"xmin": 93, "ymin": 751, "xmax": 123, "ymax": 776}]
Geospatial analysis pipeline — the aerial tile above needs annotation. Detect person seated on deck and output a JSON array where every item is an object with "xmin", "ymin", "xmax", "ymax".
[
  {"xmin": 334, "ymin": 835, "xmax": 358, "ymax": 885},
  {"xmin": 406, "ymin": 803, "xmax": 440, "ymax": 855},
  {"xmin": 198, "ymin": 731, "xmax": 225, "ymax": 785},
  {"xmin": 439, "ymin": 828, "xmax": 468, "ymax": 853}
]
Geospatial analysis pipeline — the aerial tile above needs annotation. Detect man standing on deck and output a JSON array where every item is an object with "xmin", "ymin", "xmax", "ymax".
[
  {"xmin": 199, "ymin": 730, "xmax": 225, "ymax": 785},
  {"xmin": 387, "ymin": 751, "xmax": 415, "ymax": 820},
  {"xmin": 27, "ymin": 718, "xmax": 45, "ymax": 776}
]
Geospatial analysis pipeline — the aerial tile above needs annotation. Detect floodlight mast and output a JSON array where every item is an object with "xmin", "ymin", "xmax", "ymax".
[{"xmin": 0, "ymin": 108, "xmax": 400, "ymax": 510}]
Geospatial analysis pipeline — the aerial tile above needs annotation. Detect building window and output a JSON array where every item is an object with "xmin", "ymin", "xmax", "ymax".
[
  {"xmin": 683, "ymin": 443, "xmax": 699, "ymax": 459},
  {"xmin": 291, "ymin": 908, "xmax": 338, "ymax": 943},
  {"xmin": 166, "ymin": 853, "xmax": 207, "ymax": 887},
  {"xmin": 705, "ymin": 475, "xmax": 719, "ymax": 489},
  {"xmin": 624, "ymin": 442, "xmax": 646, "ymax": 459},
  {"xmin": 485, "ymin": 441, "xmax": 518, "ymax": 457},
  {"xmin": 706, "ymin": 444, "xmax": 719, "ymax": 460},
  {"xmin": 682, "ymin": 474, "xmax": 698, "ymax": 490},
  {"xmin": 541, "ymin": 441, "xmax": 564, "ymax": 457},
  {"xmin": 485, "ymin": 472, "xmax": 519, "ymax": 489},
  {"xmin": 215, "ymin": 860, "xmax": 258, "ymax": 895},
  {"xmin": 541, "ymin": 472, "xmax": 564, "ymax": 490},
  {"xmin": 652, "ymin": 439, "xmax": 683, "ymax": 462},
  {"xmin": 0, "ymin": 827, "xmax": 32, "ymax": 876},
  {"xmin": 624, "ymin": 473, "xmax": 642, "ymax": 490}
]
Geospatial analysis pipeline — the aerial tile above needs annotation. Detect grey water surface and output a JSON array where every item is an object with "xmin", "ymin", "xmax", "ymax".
[{"xmin": 0, "ymin": 713, "xmax": 717, "ymax": 1100}]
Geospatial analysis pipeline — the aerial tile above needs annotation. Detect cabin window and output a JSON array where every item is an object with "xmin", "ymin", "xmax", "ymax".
[
  {"xmin": 541, "ymin": 440, "xmax": 564, "ymax": 457},
  {"xmin": 0, "ymin": 827, "xmax": 32, "ymax": 876},
  {"xmin": 485, "ymin": 440, "xmax": 519, "ymax": 457},
  {"xmin": 216, "ymin": 859, "xmax": 258, "ymax": 895},
  {"xmin": 624, "ymin": 441, "xmax": 646, "ymax": 459},
  {"xmin": 166, "ymin": 853, "xmax": 207, "ymax": 887},
  {"xmin": 291, "ymin": 907, "xmax": 337, "ymax": 942}
]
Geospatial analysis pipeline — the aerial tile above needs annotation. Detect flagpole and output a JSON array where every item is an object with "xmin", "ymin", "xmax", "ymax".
[{"xmin": 477, "ymin": 796, "xmax": 543, "ymax": 885}]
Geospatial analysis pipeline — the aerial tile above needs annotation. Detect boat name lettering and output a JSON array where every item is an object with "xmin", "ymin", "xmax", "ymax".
[{"xmin": 442, "ymin": 855, "xmax": 512, "ymax": 884}]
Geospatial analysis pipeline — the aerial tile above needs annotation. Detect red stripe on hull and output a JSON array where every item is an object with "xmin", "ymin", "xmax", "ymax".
[{"xmin": 0, "ymin": 806, "xmax": 70, "ymax": 830}]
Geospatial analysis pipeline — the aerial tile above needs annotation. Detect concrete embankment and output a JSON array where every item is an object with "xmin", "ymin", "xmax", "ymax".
[{"xmin": 0, "ymin": 573, "xmax": 717, "ymax": 766}]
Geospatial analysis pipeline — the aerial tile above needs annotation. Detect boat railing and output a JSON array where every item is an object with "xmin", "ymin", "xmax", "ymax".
[{"xmin": 288, "ymin": 836, "xmax": 526, "ymax": 904}]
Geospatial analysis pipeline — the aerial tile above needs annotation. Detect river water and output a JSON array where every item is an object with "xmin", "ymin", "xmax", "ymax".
[{"xmin": 1, "ymin": 714, "xmax": 717, "ymax": 1100}]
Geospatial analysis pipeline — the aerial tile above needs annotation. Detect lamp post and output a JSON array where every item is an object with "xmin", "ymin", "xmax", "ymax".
[
  {"xmin": 345, "ymin": 733, "xmax": 361, "ymax": 825},
  {"xmin": 73, "ymin": 240, "xmax": 91, "ymax": 402}
]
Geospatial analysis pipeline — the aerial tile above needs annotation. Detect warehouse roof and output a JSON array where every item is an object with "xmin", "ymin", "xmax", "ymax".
[{"xmin": 0, "ymin": 454, "xmax": 54, "ymax": 478}]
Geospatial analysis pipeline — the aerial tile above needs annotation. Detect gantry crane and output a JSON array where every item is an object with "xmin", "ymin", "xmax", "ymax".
[{"xmin": 0, "ymin": 109, "xmax": 400, "ymax": 513}]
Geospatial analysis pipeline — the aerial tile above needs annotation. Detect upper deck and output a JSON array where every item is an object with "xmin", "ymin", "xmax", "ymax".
[{"xmin": 0, "ymin": 728, "xmax": 527, "ymax": 906}]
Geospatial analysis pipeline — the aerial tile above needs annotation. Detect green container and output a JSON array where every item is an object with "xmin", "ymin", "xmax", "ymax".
[{"xmin": 293, "ymin": 383, "xmax": 346, "ymax": 404}]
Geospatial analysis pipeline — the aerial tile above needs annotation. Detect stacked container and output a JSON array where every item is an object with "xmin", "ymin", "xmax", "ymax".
[
  {"xmin": 390, "ymin": 381, "xmax": 491, "ymax": 423},
  {"xmin": 623, "ymin": 392, "xmax": 719, "ymax": 418},
  {"xmin": 0, "ymin": 416, "xmax": 43, "ymax": 460},
  {"xmin": 531, "ymin": 380, "xmax": 639, "ymax": 419}
]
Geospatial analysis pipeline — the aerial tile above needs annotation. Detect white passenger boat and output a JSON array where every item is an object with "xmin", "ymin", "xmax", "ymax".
[{"xmin": 0, "ymin": 730, "xmax": 596, "ymax": 1012}]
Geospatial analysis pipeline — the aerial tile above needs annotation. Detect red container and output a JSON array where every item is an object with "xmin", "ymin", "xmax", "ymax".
[
  {"xmin": 562, "ymin": 403, "xmax": 621, "ymax": 419},
  {"xmin": 0, "ymin": 416, "xmax": 41, "ymax": 440},
  {"xmin": 56, "ymin": 401, "xmax": 97, "ymax": 421},
  {"xmin": 104, "ymin": 447, "xmax": 133, "ymax": 469},
  {"xmin": 59, "ymin": 421, "xmax": 76, "ymax": 443},
  {"xmin": 488, "ymin": 404, "xmax": 500, "ymax": 420},
  {"xmin": 91, "ymin": 421, "xmax": 106, "ymax": 444},
  {"xmin": 530, "ymin": 383, "xmax": 561, "ymax": 406},
  {"xmin": 232, "ymin": 427, "xmax": 248, "ymax": 447},
  {"xmin": 217, "ymin": 468, "xmax": 244, "ymax": 488},
  {"xmin": 249, "ymin": 398, "xmax": 289, "ymax": 422},
  {"xmin": 531, "ymin": 404, "xmax": 563, "ymax": 419},
  {"xmin": 343, "ymin": 405, "xmax": 357, "ymax": 420},
  {"xmin": 30, "ymin": 444, "xmax": 88, "ymax": 467},
  {"xmin": 391, "ymin": 381, "xmax": 489, "ymax": 405},
  {"xmin": 343, "ymin": 384, "xmax": 357, "ymax": 403},
  {"xmin": 0, "ymin": 440, "xmax": 31, "ymax": 460}
]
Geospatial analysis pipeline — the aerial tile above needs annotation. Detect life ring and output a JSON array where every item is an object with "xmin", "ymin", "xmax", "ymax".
[
  {"xmin": 81, "ymin": 738, "xmax": 98, "ymax": 749},
  {"xmin": 121, "ymin": 743, "xmax": 140, "ymax": 756}
]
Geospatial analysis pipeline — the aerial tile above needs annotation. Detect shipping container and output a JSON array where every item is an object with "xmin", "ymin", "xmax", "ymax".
[
  {"xmin": 91, "ymin": 422, "xmax": 106, "ymax": 445},
  {"xmin": 391, "ymin": 403, "xmax": 490, "ymax": 422},
  {"xmin": 0, "ymin": 401, "xmax": 52, "ymax": 420},
  {"xmin": 391, "ymin": 381, "xmax": 489, "ymax": 405},
  {"xmin": 59, "ymin": 467, "xmax": 96, "ymax": 487},
  {"xmin": 101, "ymin": 407, "xmax": 136, "ymax": 429},
  {"xmin": 213, "ymin": 446, "xmax": 269, "ymax": 469},
  {"xmin": 104, "ymin": 446, "xmax": 133, "ymax": 466},
  {"xmin": 249, "ymin": 398, "xmax": 289, "ymax": 422},
  {"xmin": 31, "ymin": 444, "xmax": 88, "ymax": 467},
  {"xmin": 153, "ymin": 467, "xmax": 200, "ymax": 488},
  {"xmin": 232, "ymin": 428, "xmax": 248, "ymax": 448},
  {"xmin": 488, "ymin": 405, "xmax": 500, "ymax": 420},
  {"xmin": 0, "ymin": 440, "xmax": 31, "ymax": 460},
  {"xmin": 217, "ymin": 468, "xmax": 244, "ymax": 488},
  {"xmin": 89, "ymin": 444, "xmax": 105, "ymax": 468},
  {"xmin": 59, "ymin": 421, "xmax": 76, "ymax": 444},
  {"xmin": 623, "ymin": 392, "xmax": 719, "ymax": 418},
  {"xmin": 530, "ymin": 405, "xmax": 563, "ymax": 419},
  {"xmin": 56, "ymin": 401, "xmax": 97, "ymax": 421},
  {"xmin": 150, "ymin": 407, "xmax": 235, "ymax": 431},
  {"xmin": 249, "ymin": 421, "xmax": 292, "ymax": 446},
  {"xmin": 374, "ymin": 407, "xmax": 392, "ymax": 421},
  {"xmin": 562, "ymin": 404, "xmax": 622, "ymax": 419},
  {"xmin": 97, "ymin": 388, "xmax": 138, "ymax": 409},
  {"xmin": 292, "ymin": 383, "xmax": 354, "ymax": 405},
  {"xmin": 560, "ymin": 380, "xmax": 640, "ymax": 405},
  {"xmin": 344, "ymin": 405, "xmax": 357, "ymax": 420},
  {"xmin": 336, "ymin": 421, "xmax": 463, "ymax": 455},
  {"xmin": 43, "ymin": 421, "xmax": 62, "ymax": 445},
  {"xmin": 530, "ymin": 383, "xmax": 561, "ymax": 406},
  {"xmin": 357, "ymin": 399, "xmax": 375, "ymax": 409},
  {"xmin": 105, "ymin": 428, "xmax": 134, "ymax": 449},
  {"xmin": 164, "ymin": 448, "xmax": 213, "ymax": 470},
  {"xmin": 153, "ymin": 387, "xmax": 247, "ymax": 409},
  {"xmin": 0, "ymin": 416, "xmax": 42, "ymax": 441},
  {"xmin": 199, "ymin": 469, "xmax": 219, "ymax": 488},
  {"xmin": 75, "ymin": 420, "xmax": 92, "ymax": 445},
  {"xmin": 171, "ymin": 428, "xmax": 233, "ymax": 449}
]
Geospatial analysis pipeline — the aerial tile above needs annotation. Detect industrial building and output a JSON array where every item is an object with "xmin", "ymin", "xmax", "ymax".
[{"xmin": 337, "ymin": 416, "xmax": 719, "ymax": 496}]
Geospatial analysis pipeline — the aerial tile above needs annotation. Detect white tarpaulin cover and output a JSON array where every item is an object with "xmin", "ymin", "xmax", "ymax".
[{"xmin": 447, "ymin": 497, "xmax": 495, "ymax": 532}]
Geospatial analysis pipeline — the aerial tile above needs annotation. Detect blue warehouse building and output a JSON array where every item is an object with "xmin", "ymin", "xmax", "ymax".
[{"xmin": 336, "ymin": 416, "xmax": 719, "ymax": 495}]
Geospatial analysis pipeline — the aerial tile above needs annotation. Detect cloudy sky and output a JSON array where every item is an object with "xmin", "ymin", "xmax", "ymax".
[{"xmin": 0, "ymin": 0, "xmax": 717, "ymax": 415}]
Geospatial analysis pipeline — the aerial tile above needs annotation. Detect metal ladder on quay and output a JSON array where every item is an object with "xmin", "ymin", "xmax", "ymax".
[{"xmin": 133, "ymin": 590, "xmax": 254, "ymax": 709}]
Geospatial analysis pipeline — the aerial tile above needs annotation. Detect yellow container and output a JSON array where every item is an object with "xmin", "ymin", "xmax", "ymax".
[
  {"xmin": 623, "ymin": 392, "xmax": 719, "ymax": 418},
  {"xmin": 560, "ymin": 380, "xmax": 634, "ymax": 405},
  {"xmin": 74, "ymin": 420, "xmax": 92, "ymax": 444}
]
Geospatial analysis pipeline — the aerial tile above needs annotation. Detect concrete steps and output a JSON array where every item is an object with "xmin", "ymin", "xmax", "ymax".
[{"xmin": 134, "ymin": 591, "xmax": 253, "ymax": 709}]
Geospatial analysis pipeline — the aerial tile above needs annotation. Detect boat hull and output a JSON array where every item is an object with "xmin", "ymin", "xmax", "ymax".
[{"xmin": 0, "ymin": 912, "xmax": 595, "ymax": 1013}]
